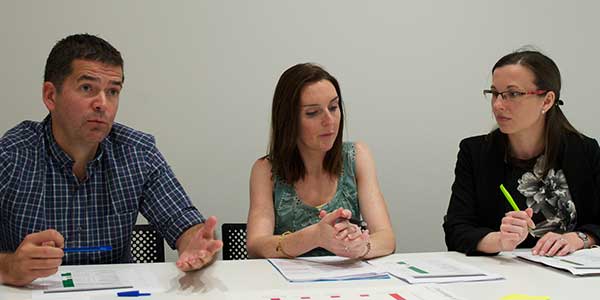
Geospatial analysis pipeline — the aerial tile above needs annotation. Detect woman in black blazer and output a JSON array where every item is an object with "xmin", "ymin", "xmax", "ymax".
[{"xmin": 443, "ymin": 50, "xmax": 600, "ymax": 256}]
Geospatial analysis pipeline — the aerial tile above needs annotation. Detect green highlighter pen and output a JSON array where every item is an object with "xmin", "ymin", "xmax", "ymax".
[
  {"xmin": 500, "ymin": 184, "xmax": 534, "ymax": 232},
  {"xmin": 499, "ymin": 184, "xmax": 520, "ymax": 211}
]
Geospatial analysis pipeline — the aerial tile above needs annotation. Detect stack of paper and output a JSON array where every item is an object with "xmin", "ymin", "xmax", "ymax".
[
  {"xmin": 268, "ymin": 256, "xmax": 390, "ymax": 282},
  {"xmin": 516, "ymin": 248, "xmax": 600, "ymax": 276},
  {"xmin": 367, "ymin": 255, "xmax": 503, "ymax": 284}
]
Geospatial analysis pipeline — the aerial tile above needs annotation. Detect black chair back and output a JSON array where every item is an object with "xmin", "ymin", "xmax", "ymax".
[
  {"xmin": 221, "ymin": 223, "xmax": 248, "ymax": 260},
  {"xmin": 131, "ymin": 224, "xmax": 165, "ymax": 263}
]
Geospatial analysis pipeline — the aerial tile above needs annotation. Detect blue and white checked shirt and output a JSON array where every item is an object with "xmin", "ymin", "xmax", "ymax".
[{"xmin": 0, "ymin": 116, "xmax": 204, "ymax": 265}]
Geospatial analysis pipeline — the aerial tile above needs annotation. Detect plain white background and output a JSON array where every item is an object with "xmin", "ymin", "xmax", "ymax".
[{"xmin": 2, "ymin": 1, "xmax": 599, "ymax": 262}]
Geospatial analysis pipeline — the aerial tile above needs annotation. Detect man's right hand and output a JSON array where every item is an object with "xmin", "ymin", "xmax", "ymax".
[{"xmin": 0, "ymin": 229, "xmax": 64, "ymax": 286}]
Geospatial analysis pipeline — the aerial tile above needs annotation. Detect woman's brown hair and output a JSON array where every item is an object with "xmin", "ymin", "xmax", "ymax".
[{"xmin": 267, "ymin": 63, "xmax": 345, "ymax": 184}]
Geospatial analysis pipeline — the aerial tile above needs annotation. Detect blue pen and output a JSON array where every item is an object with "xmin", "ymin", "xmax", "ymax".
[
  {"xmin": 63, "ymin": 246, "xmax": 113, "ymax": 253},
  {"xmin": 117, "ymin": 290, "xmax": 151, "ymax": 297}
]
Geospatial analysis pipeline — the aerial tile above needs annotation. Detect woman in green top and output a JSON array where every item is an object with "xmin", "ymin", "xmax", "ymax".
[{"xmin": 247, "ymin": 63, "xmax": 395, "ymax": 259}]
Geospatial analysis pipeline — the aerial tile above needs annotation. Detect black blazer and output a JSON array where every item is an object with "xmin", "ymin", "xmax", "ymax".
[{"xmin": 443, "ymin": 129, "xmax": 600, "ymax": 255}]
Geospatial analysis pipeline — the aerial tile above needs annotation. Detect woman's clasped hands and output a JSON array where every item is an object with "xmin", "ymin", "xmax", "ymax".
[{"xmin": 317, "ymin": 208, "xmax": 370, "ymax": 259}]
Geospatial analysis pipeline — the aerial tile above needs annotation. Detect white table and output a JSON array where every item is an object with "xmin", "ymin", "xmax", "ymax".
[{"xmin": 1, "ymin": 251, "xmax": 598, "ymax": 300}]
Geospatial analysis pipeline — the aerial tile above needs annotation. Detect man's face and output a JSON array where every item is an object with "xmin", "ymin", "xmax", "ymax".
[{"xmin": 43, "ymin": 59, "xmax": 123, "ymax": 146}]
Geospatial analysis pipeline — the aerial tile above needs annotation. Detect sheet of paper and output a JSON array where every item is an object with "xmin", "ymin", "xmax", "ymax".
[
  {"xmin": 516, "ymin": 248, "xmax": 600, "ymax": 276},
  {"xmin": 268, "ymin": 256, "xmax": 390, "ymax": 282},
  {"xmin": 29, "ymin": 269, "xmax": 132, "ymax": 294},
  {"xmin": 368, "ymin": 255, "xmax": 503, "ymax": 284},
  {"xmin": 500, "ymin": 294, "xmax": 550, "ymax": 300},
  {"xmin": 29, "ymin": 266, "xmax": 164, "ymax": 299},
  {"xmin": 226, "ymin": 284, "xmax": 466, "ymax": 300}
]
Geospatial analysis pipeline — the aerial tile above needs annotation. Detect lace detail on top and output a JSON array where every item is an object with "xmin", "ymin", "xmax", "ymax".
[{"xmin": 272, "ymin": 142, "xmax": 358, "ymax": 256}]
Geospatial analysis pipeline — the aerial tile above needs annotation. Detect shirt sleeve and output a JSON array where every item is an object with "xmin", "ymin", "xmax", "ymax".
[
  {"xmin": 0, "ymin": 150, "xmax": 16, "ymax": 251},
  {"xmin": 0, "ymin": 150, "xmax": 15, "ymax": 206},
  {"xmin": 139, "ymin": 144, "xmax": 205, "ymax": 249},
  {"xmin": 576, "ymin": 137, "xmax": 600, "ymax": 244},
  {"xmin": 443, "ymin": 139, "xmax": 497, "ymax": 256}
]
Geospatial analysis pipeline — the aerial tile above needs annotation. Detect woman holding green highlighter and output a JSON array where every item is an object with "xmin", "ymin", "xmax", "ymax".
[{"xmin": 443, "ymin": 50, "xmax": 600, "ymax": 257}]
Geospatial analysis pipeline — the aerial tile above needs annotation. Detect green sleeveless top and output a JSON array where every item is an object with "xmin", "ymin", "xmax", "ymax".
[{"xmin": 273, "ymin": 142, "xmax": 360, "ymax": 256}]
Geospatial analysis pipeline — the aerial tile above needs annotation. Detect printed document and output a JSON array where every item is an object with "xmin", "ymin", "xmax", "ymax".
[
  {"xmin": 226, "ymin": 284, "xmax": 466, "ymax": 300},
  {"xmin": 368, "ymin": 254, "xmax": 503, "ymax": 284},
  {"xmin": 516, "ymin": 248, "xmax": 600, "ymax": 276},
  {"xmin": 268, "ymin": 256, "xmax": 389, "ymax": 282}
]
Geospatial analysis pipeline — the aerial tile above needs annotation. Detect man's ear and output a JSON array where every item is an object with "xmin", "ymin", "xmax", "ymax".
[{"xmin": 42, "ymin": 82, "xmax": 58, "ymax": 111}]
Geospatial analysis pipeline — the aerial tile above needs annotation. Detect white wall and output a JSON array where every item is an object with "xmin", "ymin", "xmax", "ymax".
[{"xmin": 2, "ymin": 1, "xmax": 599, "ymax": 262}]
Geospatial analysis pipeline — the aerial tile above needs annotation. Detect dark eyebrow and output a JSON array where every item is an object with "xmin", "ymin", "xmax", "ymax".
[
  {"xmin": 302, "ymin": 96, "xmax": 339, "ymax": 108},
  {"xmin": 77, "ymin": 75, "xmax": 123, "ymax": 87},
  {"xmin": 490, "ymin": 84, "xmax": 523, "ymax": 91},
  {"xmin": 77, "ymin": 75, "xmax": 100, "ymax": 83},
  {"xmin": 109, "ymin": 80, "xmax": 123, "ymax": 87}
]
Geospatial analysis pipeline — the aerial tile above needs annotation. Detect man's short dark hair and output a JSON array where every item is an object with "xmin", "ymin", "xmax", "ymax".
[{"xmin": 44, "ymin": 33, "xmax": 124, "ymax": 91}]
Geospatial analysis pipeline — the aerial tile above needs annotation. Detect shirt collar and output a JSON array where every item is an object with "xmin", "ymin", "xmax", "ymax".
[
  {"xmin": 44, "ymin": 115, "xmax": 73, "ymax": 167},
  {"xmin": 43, "ymin": 115, "xmax": 107, "ymax": 168}
]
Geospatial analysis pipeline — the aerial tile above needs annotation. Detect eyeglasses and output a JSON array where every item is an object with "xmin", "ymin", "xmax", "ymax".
[{"xmin": 483, "ymin": 89, "xmax": 548, "ymax": 102}]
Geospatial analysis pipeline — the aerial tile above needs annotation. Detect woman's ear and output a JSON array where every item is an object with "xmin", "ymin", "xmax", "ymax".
[{"xmin": 542, "ymin": 91, "xmax": 556, "ymax": 113}]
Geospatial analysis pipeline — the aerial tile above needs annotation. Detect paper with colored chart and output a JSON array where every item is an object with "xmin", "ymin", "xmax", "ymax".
[
  {"xmin": 516, "ymin": 248, "xmax": 600, "ymax": 276},
  {"xmin": 367, "ymin": 255, "xmax": 503, "ymax": 284},
  {"xmin": 28, "ymin": 266, "xmax": 163, "ymax": 299},
  {"xmin": 268, "ymin": 256, "xmax": 390, "ymax": 282},
  {"xmin": 226, "ymin": 284, "xmax": 466, "ymax": 300},
  {"xmin": 29, "ymin": 269, "xmax": 132, "ymax": 294}
]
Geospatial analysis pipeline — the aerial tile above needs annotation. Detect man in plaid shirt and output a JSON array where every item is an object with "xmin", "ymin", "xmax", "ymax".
[{"xmin": 0, "ymin": 34, "xmax": 223, "ymax": 286}]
